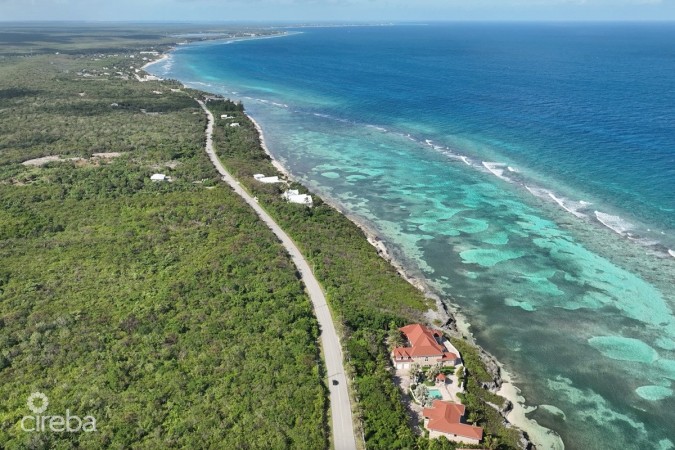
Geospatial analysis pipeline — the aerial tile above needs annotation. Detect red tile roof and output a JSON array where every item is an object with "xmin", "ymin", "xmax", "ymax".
[
  {"xmin": 436, "ymin": 373, "xmax": 447, "ymax": 381},
  {"xmin": 438, "ymin": 351, "xmax": 459, "ymax": 361},
  {"xmin": 393, "ymin": 347, "xmax": 413, "ymax": 359},
  {"xmin": 423, "ymin": 400, "xmax": 483, "ymax": 441},
  {"xmin": 395, "ymin": 324, "xmax": 445, "ymax": 358}
]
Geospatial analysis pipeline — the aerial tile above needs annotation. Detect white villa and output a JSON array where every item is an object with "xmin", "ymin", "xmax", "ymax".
[
  {"xmin": 150, "ymin": 173, "xmax": 167, "ymax": 182},
  {"xmin": 253, "ymin": 174, "xmax": 281, "ymax": 184},
  {"xmin": 282, "ymin": 189, "xmax": 313, "ymax": 206},
  {"xmin": 229, "ymin": 123, "xmax": 240, "ymax": 128}
]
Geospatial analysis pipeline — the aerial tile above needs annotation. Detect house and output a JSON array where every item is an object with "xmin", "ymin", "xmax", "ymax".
[
  {"xmin": 229, "ymin": 123, "xmax": 240, "ymax": 128},
  {"xmin": 423, "ymin": 400, "xmax": 483, "ymax": 444},
  {"xmin": 221, "ymin": 114, "xmax": 233, "ymax": 119},
  {"xmin": 392, "ymin": 323, "xmax": 461, "ymax": 370},
  {"xmin": 253, "ymin": 174, "xmax": 281, "ymax": 184},
  {"xmin": 282, "ymin": 189, "xmax": 313, "ymax": 206},
  {"xmin": 150, "ymin": 173, "xmax": 167, "ymax": 182}
]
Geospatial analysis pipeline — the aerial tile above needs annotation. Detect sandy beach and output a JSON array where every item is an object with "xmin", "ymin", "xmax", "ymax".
[
  {"xmin": 498, "ymin": 370, "xmax": 565, "ymax": 450},
  {"xmin": 141, "ymin": 53, "xmax": 170, "ymax": 72}
]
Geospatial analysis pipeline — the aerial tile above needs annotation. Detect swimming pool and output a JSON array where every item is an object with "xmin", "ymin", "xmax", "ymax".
[{"xmin": 428, "ymin": 388, "xmax": 442, "ymax": 399}]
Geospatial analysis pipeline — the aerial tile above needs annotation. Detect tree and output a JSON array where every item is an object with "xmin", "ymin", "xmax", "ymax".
[
  {"xmin": 455, "ymin": 366, "xmax": 465, "ymax": 389},
  {"xmin": 386, "ymin": 321, "xmax": 405, "ymax": 349},
  {"xmin": 427, "ymin": 363, "xmax": 442, "ymax": 381},
  {"xmin": 409, "ymin": 363, "xmax": 422, "ymax": 383},
  {"xmin": 484, "ymin": 433, "xmax": 500, "ymax": 450},
  {"xmin": 414, "ymin": 384, "xmax": 429, "ymax": 405}
]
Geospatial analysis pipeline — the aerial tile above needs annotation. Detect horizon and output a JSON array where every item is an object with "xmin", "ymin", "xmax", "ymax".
[
  {"xmin": 2, "ymin": 0, "xmax": 675, "ymax": 23},
  {"xmin": 2, "ymin": 19, "xmax": 675, "ymax": 25}
]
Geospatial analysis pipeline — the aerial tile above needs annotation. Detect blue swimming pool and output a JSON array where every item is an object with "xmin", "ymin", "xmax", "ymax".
[{"xmin": 428, "ymin": 388, "xmax": 442, "ymax": 399}]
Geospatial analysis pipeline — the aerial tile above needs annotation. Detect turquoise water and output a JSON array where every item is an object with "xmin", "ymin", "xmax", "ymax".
[
  {"xmin": 428, "ymin": 388, "xmax": 443, "ymax": 399},
  {"xmin": 149, "ymin": 24, "xmax": 675, "ymax": 449}
]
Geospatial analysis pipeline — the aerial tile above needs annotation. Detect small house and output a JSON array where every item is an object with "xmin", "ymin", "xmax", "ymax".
[
  {"xmin": 423, "ymin": 400, "xmax": 483, "ymax": 444},
  {"xmin": 282, "ymin": 190, "xmax": 313, "ymax": 206},
  {"xmin": 150, "ymin": 173, "xmax": 167, "ymax": 182},
  {"xmin": 253, "ymin": 174, "xmax": 281, "ymax": 184}
]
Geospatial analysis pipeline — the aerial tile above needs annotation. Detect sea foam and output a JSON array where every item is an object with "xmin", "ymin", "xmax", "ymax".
[
  {"xmin": 482, "ymin": 162, "xmax": 512, "ymax": 182},
  {"xmin": 594, "ymin": 211, "xmax": 634, "ymax": 236}
]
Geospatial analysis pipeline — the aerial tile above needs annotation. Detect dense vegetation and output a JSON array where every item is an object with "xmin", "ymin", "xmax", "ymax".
[
  {"xmin": 0, "ymin": 26, "xmax": 527, "ymax": 450},
  {"xmin": 452, "ymin": 339, "xmax": 523, "ymax": 449},
  {"xmin": 0, "ymin": 49, "xmax": 327, "ymax": 448},
  {"xmin": 207, "ymin": 101, "xmax": 524, "ymax": 449}
]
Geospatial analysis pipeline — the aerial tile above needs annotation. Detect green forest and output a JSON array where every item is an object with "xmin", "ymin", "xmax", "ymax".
[
  {"xmin": 0, "ymin": 47, "xmax": 326, "ymax": 449},
  {"xmin": 0, "ymin": 27, "xmax": 524, "ymax": 450}
]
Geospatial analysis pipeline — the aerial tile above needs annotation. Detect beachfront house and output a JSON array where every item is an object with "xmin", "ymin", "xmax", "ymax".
[
  {"xmin": 423, "ymin": 400, "xmax": 484, "ymax": 445},
  {"xmin": 229, "ymin": 123, "xmax": 240, "ymax": 128},
  {"xmin": 150, "ymin": 173, "xmax": 167, "ymax": 182},
  {"xmin": 221, "ymin": 114, "xmax": 233, "ymax": 119},
  {"xmin": 253, "ymin": 174, "xmax": 281, "ymax": 184},
  {"xmin": 282, "ymin": 189, "xmax": 313, "ymax": 206},
  {"xmin": 392, "ymin": 323, "xmax": 461, "ymax": 370}
]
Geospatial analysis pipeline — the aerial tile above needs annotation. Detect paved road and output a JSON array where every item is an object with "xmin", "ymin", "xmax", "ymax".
[{"xmin": 198, "ymin": 101, "xmax": 358, "ymax": 450}]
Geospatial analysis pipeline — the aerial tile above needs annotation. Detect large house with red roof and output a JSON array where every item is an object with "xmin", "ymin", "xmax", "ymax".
[
  {"xmin": 392, "ymin": 323, "xmax": 461, "ymax": 370},
  {"xmin": 423, "ymin": 400, "xmax": 484, "ymax": 444}
]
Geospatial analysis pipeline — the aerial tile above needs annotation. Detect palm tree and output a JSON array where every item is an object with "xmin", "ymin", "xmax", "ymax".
[
  {"xmin": 409, "ymin": 363, "xmax": 421, "ymax": 382},
  {"xmin": 414, "ymin": 384, "xmax": 428, "ymax": 405},
  {"xmin": 387, "ymin": 328, "xmax": 405, "ymax": 349},
  {"xmin": 483, "ymin": 433, "xmax": 500, "ymax": 450}
]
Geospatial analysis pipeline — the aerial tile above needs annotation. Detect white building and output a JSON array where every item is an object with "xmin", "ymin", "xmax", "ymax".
[
  {"xmin": 253, "ymin": 174, "xmax": 281, "ymax": 184},
  {"xmin": 150, "ymin": 173, "xmax": 167, "ymax": 182},
  {"xmin": 221, "ymin": 114, "xmax": 233, "ymax": 119},
  {"xmin": 283, "ymin": 190, "xmax": 313, "ymax": 206},
  {"xmin": 229, "ymin": 123, "xmax": 240, "ymax": 128}
]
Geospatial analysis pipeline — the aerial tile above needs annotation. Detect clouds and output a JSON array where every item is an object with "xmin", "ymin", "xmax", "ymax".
[{"xmin": 0, "ymin": 0, "xmax": 674, "ymax": 21}]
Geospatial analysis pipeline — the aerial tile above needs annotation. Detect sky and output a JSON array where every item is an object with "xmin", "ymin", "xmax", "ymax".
[{"xmin": 1, "ymin": 0, "xmax": 675, "ymax": 22}]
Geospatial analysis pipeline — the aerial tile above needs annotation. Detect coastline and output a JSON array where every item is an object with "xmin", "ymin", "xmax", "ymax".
[
  {"xmin": 142, "ymin": 49, "xmax": 562, "ymax": 450},
  {"xmin": 141, "ymin": 31, "xmax": 297, "ymax": 73},
  {"xmin": 246, "ymin": 109, "xmax": 564, "ymax": 450},
  {"xmin": 141, "ymin": 53, "xmax": 170, "ymax": 72}
]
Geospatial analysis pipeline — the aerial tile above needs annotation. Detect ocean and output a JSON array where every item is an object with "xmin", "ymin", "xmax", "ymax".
[{"xmin": 148, "ymin": 23, "xmax": 675, "ymax": 449}]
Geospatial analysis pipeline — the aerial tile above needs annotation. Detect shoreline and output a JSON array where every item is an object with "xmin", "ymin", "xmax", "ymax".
[
  {"xmin": 141, "ymin": 53, "xmax": 170, "ymax": 72},
  {"xmin": 143, "ymin": 48, "xmax": 563, "ymax": 450},
  {"xmin": 246, "ymin": 110, "xmax": 564, "ymax": 450},
  {"xmin": 141, "ymin": 31, "xmax": 297, "ymax": 73}
]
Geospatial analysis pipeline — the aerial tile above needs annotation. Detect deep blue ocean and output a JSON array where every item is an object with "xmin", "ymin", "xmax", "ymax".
[{"xmin": 149, "ymin": 23, "xmax": 675, "ymax": 449}]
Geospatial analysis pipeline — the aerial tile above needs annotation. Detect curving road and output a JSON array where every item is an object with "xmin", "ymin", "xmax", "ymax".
[{"xmin": 197, "ymin": 100, "xmax": 358, "ymax": 450}]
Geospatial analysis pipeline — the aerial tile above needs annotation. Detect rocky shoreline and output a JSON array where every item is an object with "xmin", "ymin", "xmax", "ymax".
[
  {"xmin": 360, "ymin": 230, "xmax": 536, "ymax": 450},
  {"xmin": 247, "ymin": 115, "xmax": 538, "ymax": 449}
]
